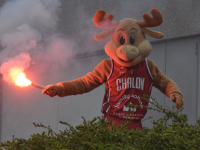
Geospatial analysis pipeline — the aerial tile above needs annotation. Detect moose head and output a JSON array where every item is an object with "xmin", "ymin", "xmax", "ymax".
[{"xmin": 93, "ymin": 8, "xmax": 164, "ymax": 67}]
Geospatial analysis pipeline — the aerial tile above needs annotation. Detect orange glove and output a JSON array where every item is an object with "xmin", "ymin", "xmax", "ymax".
[
  {"xmin": 42, "ymin": 84, "xmax": 59, "ymax": 97},
  {"xmin": 170, "ymin": 93, "xmax": 184, "ymax": 110}
]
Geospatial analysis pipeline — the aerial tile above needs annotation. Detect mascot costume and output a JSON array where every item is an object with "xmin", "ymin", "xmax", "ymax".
[{"xmin": 43, "ymin": 8, "xmax": 184, "ymax": 130}]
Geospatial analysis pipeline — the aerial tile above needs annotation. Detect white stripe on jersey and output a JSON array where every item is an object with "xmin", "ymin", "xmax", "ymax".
[
  {"xmin": 102, "ymin": 80, "xmax": 111, "ymax": 107},
  {"xmin": 102, "ymin": 58, "xmax": 113, "ymax": 111},
  {"xmin": 106, "ymin": 105, "xmax": 110, "ymax": 113},
  {"xmin": 107, "ymin": 58, "xmax": 114, "ymax": 81},
  {"xmin": 145, "ymin": 58, "xmax": 154, "ymax": 82},
  {"xmin": 149, "ymin": 82, "xmax": 153, "ymax": 94},
  {"xmin": 103, "ymin": 101, "xmax": 108, "ymax": 106},
  {"xmin": 147, "ymin": 82, "xmax": 153, "ymax": 107}
]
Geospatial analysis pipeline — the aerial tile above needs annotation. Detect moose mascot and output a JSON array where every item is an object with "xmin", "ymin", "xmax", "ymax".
[{"xmin": 43, "ymin": 8, "xmax": 184, "ymax": 130}]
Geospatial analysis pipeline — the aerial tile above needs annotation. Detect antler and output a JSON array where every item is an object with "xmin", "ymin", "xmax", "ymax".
[
  {"xmin": 136, "ymin": 8, "xmax": 163, "ymax": 27},
  {"xmin": 93, "ymin": 9, "xmax": 118, "ymax": 28}
]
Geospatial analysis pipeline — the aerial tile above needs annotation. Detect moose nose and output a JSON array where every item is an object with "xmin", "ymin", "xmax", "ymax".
[{"xmin": 116, "ymin": 45, "xmax": 139, "ymax": 61}]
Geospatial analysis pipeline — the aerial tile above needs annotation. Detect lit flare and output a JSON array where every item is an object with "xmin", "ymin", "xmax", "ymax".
[
  {"xmin": 10, "ymin": 67, "xmax": 45, "ymax": 89},
  {"xmin": 15, "ymin": 72, "xmax": 31, "ymax": 87}
]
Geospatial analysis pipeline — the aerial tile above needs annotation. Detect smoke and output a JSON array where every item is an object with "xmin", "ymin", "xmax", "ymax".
[
  {"xmin": 0, "ymin": 0, "xmax": 80, "ymax": 85},
  {"xmin": 65, "ymin": 5, "xmax": 106, "ymax": 53},
  {"xmin": 0, "ymin": 0, "xmax": 59, "ymax": 35},
  {"xmin": 0, "ymin": 24, "xmax": 41, "ymax": 59},
  {"xmin": 0, "ymin": 52, "xmax": 31, "ymax": 84}
]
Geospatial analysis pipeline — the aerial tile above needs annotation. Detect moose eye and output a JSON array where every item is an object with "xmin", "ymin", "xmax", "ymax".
[
  {"xmin": 119, "ymin": 35, "xmax": 125, "ymax": 45},
  {"xmin": 129, "ymin": 34, "xmax": 135, "ymax": 45}
]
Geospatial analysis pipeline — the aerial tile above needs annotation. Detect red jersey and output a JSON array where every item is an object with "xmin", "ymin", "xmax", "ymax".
[{"xmin": 102, "ymin": 58, "xmax": 154, "ymax": 120}]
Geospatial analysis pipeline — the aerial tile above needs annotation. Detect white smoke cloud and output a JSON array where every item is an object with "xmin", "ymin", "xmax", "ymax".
[
  {"xmin": 31, "ymin": 34, "xmax": 77, "ymax": 73},
  {"xmin": 0, "ymin": 24, "xmax": 41, "ymax": 60},
  {"xmin": 0, "ymin": 0, "xmax": 59, "ymax": 35}
]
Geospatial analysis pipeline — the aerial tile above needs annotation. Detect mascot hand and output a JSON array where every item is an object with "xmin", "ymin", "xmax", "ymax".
[
  {"xmin": 42, "ymin": 84, "xmax": 58, "ymax": 97},
  {"xmin": 170, "ymin": 94, "xmax": 184, "ymax": 110}
]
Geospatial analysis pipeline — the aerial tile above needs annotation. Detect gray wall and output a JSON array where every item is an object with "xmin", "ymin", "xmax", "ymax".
[
  {"xmin": 144, "ymin": 36, "xmax": 200, "ymax": 127},
  {"xmin": 58, "ymin": 0, "xmax": 200, "ymax": 46}
]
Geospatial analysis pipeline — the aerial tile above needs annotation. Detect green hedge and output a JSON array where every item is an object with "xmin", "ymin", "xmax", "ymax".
[{"xmin": 1, "ymin": 96, "xmax": 200, "ymax": 150}]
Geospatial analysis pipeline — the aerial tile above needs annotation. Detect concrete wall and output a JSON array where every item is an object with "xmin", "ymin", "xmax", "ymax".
[
  {"xmin": 143, "ymin": 36, "xmax": 200, "ymax": 127},
  {"xmin": 58, "ymin": 0, "xmax": 200, "ymax": 46}
]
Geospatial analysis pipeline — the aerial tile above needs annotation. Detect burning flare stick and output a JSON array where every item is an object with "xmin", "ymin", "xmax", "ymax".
[
  {"xmin": 15, "ymin": 72, "xmax": 46, "ymax": 90},
  {"xmin": 31, "ymin": 82, "xmax": 46, "ymax": 90}
]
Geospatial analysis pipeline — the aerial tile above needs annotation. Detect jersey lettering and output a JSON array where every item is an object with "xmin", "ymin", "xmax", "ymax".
[{"xmin": 116, "ymin": 77, "xmax": 145, "ymax": 91}]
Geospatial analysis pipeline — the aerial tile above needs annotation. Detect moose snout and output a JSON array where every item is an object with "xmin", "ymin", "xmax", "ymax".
[{"xmin": 116, "ymin": 45, "xmax": 139, "ymax": 61}]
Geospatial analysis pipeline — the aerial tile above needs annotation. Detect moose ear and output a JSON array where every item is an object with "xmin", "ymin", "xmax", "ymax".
[
  {"xmin": 142, "ymin": 28, "xmax": 164, "ymax": 39},
  {"xmin": 94, "ymin": 28, "xmax": 115, "ymax": 41}
]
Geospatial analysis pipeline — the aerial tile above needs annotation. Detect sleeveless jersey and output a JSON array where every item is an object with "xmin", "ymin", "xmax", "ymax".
[{"xmin": 101, "ymin": 58, "xmax": 154, "ymax": 120}]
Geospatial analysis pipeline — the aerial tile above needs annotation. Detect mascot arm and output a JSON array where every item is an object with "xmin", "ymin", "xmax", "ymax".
[
  {"xmin": 54, "ymin": 59, "xmax": 111, "ymax": 97},
  {"xmin": 147, "ymin": 59, "xmax": 184, "ymax": 109}
]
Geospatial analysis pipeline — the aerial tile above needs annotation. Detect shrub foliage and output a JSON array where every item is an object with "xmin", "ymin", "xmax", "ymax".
[{"xmin": 1, "ymin": 96, "xmax": 200, "ymax": 150}]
